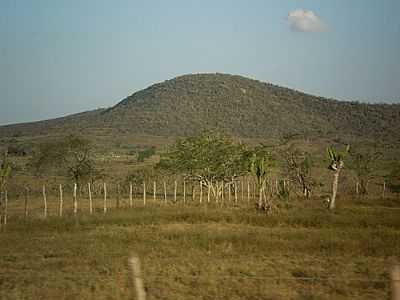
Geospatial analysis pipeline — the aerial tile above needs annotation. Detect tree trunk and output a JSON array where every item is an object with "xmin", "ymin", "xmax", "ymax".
[{"xmin": 329, "ymin": 171, "xmax": 340, "ymax": 210}]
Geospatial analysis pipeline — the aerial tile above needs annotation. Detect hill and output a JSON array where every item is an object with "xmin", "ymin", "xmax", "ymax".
[{"xmin": 1, "ymin": 73, "xmax": 399, "ymax": 141}]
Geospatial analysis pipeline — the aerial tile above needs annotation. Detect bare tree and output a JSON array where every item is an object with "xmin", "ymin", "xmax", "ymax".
[
  {"xmin": 282, "ymin": 146, "xmax": 315, "ymax": 198},
  {"xmin": 348, "ymin": 147, "xmax": 382, "ymax": 196}
]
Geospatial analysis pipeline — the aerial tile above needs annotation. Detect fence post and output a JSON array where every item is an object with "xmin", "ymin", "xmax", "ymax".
[
  {"xmin": 215, "ymin": 182, "xmax": 219, "ymax": 204},
  {"xmin": 73, "ymin": 183, "xmax": 78, "ymax": 215},
  {"xmin": 234, "ymin": 181, "xmax": 238, "ymax": 204},
  {"xmin": 383, "ymin": 180, "xmax": 386, "ymax": 198},
  {"xmin": 247, "ymin": 181, "xmax": 250, "ymax": 205},
  {"xmin": 174, "ymin": 180, "xmax": 177, "ymax": 203},
  {"xmin": 42, "ymin": 185, "xmax": 47, "ymax": 218},
  {"xmin": 24, "ymin": 187, "xmax": 29, "ymax": 218},
  {"xmin": 128, "ymin": 254, "xmax": 146, "ymax": 300},
  {"xmin": 192, "ymin": 185, "xmax": 196, "ymax": 202},
  {"xmin": 103, "ymin": 182, "xmax": 107, "ymax": 214},
  {"xmin": 199, "ymin": 181, "xmax": 203, "ymax": 204},
  {"xmin": 4, "ymin": 190, "xmax": 8, "ymax": 225},
  {"xmin": 143, "ymin": 182, "xmax": 146, "ymax": 207},
  {"xmin": 164, "ymin": 181, "xmax": 167, "ymax": 203},
  {"xmin": 392, "ymin": 265, "xmax": 400, "ymax": 300},
  {"xmin": 183, "ymin": 180, "xmax": 186, "ymax": 205},
  {"xmin": 241, "ymin": 181, "xmax": 244, "ymax": 202},
  {"xmin": 116, "ymin": 183, "xmax": 120, "ymax": 209},
  {"xmin": 153, "ymin": 181, "xmax": 156, "ymax": 202},
  {"xmin": 221, "ymin": 182, "xmax": 224, "ymax": 205},
  {"xmin": 207, "ymin": 184, "xmax": 211, "ymax": 204},
  {"xmin": 129, "ymin": 182, "xmax": 133, "ymax": 208},
  {"xmin": 88, "ymin": 182, "xmax": 93, "ymax": 214},
  {"xmin": 59, "ymin": 184, "xmax": 63, "ymax": 217}
]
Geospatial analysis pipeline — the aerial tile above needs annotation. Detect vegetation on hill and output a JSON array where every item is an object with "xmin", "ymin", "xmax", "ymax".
[{"xmin": 1, "ymin": 73, "xmax": 399, "ymax": 142}]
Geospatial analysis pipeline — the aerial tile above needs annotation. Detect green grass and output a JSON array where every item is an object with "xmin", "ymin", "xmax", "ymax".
[{"xmin": 1, "ymin": 198, "xmax": 399, "ymax": 299}]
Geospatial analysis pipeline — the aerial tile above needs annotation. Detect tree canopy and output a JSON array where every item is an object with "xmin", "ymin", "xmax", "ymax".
[
  {"xmin": 30, "ymin": 135, "xmax": 98, "ymax": 185},
  {"xmin": 157, "ymin": 132, "xmax": 250, "ymax": 185}
]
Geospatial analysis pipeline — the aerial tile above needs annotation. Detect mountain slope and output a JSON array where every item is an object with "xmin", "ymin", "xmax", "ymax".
[{"xmin": 1, "ymin": 73, "xmax": 399, "ymax": 140}]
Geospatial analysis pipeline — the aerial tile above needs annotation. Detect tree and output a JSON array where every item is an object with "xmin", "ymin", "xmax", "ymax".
[
  {"xmin": 348, "ymin": 147, "xmax": 382, "ymax": 195},
  {"xmin": 249, "ymin": 152, "xmax": 272, "ymax": 210},
  {"xmin": 387, "ymin": 162, "xmax": 400, "ymax": 197},
  {"xmin": 30, "ymin": 135, "xmax": 97, "ymax": 187},
  {"xmin": 157, "ymin": 132, "xmax": 249, "ymax": 196},
  {"xmin": 137, "ymin": 147, "xmax": 156, "ymax": 163},
  {"xmin": 326, "ymin": 145, "xmax": 350, "ymax": 210},
  {"xmin": 282, "ymin": 145, "xmax": 315, "ymax": 198},
  {"xmin": 0, "ymin": 151, "xmax": 12, "ymax": 203}
]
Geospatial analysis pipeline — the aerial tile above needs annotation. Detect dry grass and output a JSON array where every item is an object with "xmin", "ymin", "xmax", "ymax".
[{"xmin": 1, "ymin": 195, "xmax": 399, "ymax": 299}]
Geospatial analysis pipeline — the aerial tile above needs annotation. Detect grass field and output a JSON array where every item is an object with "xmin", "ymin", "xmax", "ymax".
[{"xmin": 1, "ymin": 195, "xmax": 399, "ymax": 300}]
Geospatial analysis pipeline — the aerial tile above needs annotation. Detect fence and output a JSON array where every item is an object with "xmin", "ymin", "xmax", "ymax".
[
  {"xmin": 0, "ymin": 176, "xmax": 397, "ymax": 226},
  {"xmin": 0, "ymin": 179, "xmax": 273, "ymax": 222}
]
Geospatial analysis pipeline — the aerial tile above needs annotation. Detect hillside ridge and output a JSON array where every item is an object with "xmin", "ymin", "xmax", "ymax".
[{"xmin": 1, "ymin": 73, "xmax": 399, "ymax": 141}]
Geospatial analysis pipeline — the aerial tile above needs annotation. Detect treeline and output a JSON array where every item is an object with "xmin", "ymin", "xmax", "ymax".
[{"xmin": 1, "ymin": 132, "xmax": 399, "ymax": 216}]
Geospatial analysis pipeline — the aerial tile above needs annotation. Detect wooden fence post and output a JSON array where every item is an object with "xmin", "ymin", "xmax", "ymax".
[
  {"xmin": 247, "ymin": 181, "xmax": 250, "ymax": 204},
  {"xmin": 103, "ymin": 182, "xmax": 107, "ymax": 214},
  {"xmin": 383, "ymin": 181, "xmax": 386, "ymax": 198},
  {"xmin": 116, "ymin": 183, "xmax": 120, "ymax": 209},
  {"xmin": 164, "ymin": 181, "xmax": 167, "ymax": 203},
  {"xmin": 174, "ymin": 180, "xmax": 177, "ymax": 203},
  {"xmin": 59, "ymin": 184, "xmax": 63, "ymax": 217},
  {"xmin": 241, "ymin": 181, "xmax": 244, "ymax": 202},
  {"xmin": 42, "ymin": 185, "xmax": 47, "ymax": 218},
  {"xmin": 73, "ymin": 183, "xmax": 78, "ymax": 215},
  {"xmin": 199, "ymin": 181, "xmax": 203, "ymax": 204},
  {"xmin": 88, "ymin": 182, "xmax": 93, "ymax": 214},
  {"xmin": 192, "ymin": 185, "xmax": 196, "ymax": 202},
  {"xmin": 24, "ymin": 187, "xmax": 29, "ymax": 218},
  {"xmin": 234, "ymin": 182, "xmax": 238, "ymax": 204},
  {"xmin": 207, "ymin": 184, "xmax": 211, "ymax": 204},
  {"xmin": 221, "ymin": 180, "xmax": 225, "ymax": 205},
  {"xmin": 392, "ymin": 265, "xmax": 400, "ymax": 300},
  {"xmin": 128, "ymin": 255, "xmax": 146, "ymax": 300},
  {"xmin": 183, "ymin": 180, "xmax": 186, "ymax": 205},
  {"xmin": 215, "ymin": 182, "xmax": 219, "ymax": 204},
  {"xmin": 143, "ymin": 182, "xmax": 146, "ymax": 207},
  {"xmin": 129, "ymin": 182, "xmax": 133, "ymax": 208},
  {"xmin": 4, "ymin": 190, "xmax": 8, "ymax": 225},
  {"xmin": 153, "ymin": 181, "xmax": 156, "ymax": 202}
]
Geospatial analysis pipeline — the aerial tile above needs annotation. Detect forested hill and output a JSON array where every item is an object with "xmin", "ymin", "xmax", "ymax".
[{"xmin": 1, "ymin": 73, "xmax": 399, "ymax": 141}]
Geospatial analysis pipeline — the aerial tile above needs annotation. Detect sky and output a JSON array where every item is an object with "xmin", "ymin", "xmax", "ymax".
[{"xmin": 1, "ymin": 0, "xmax": 399, "ymax": 125}]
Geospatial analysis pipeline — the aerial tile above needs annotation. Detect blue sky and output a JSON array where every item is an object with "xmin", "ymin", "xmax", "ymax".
[{"xmin": 1, "ymin": 0, "xmax": 399, "ymax": 125}]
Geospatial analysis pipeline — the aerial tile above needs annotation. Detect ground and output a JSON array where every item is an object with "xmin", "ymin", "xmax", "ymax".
[{"xmin": 1, "ymin": 195, "xmax": 399, "ymax": 300}]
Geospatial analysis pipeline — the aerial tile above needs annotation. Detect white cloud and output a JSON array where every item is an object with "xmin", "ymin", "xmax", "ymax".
[{"xmin": 288, "ymin": 9, "xmax": 327, "ymax": 33}]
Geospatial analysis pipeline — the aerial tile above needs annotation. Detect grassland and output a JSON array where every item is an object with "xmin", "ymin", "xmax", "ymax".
[{"xmin": 1, "ymin": 194, "xmax": 399, "ymax": 300}]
